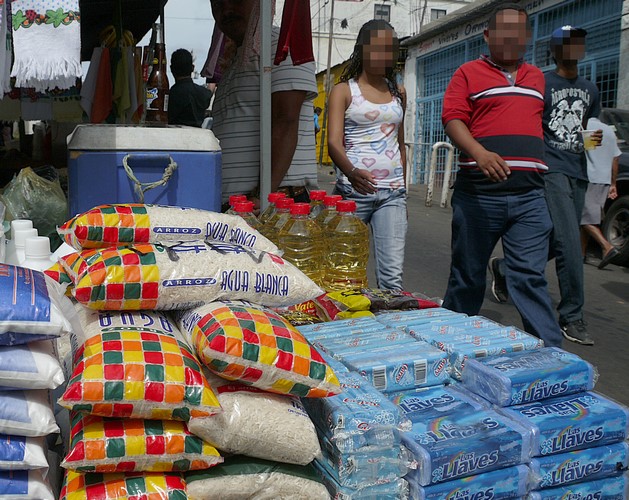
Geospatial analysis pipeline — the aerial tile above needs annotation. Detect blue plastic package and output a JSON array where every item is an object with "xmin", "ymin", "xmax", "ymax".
[
  {"xmin": 314, "ymin": 328, "xmax": 414, "ymax": 353},
  {"xmin": 389, "ymin": 384, "xmax": 487, "ymax": 423},
  {"xmin": 462, "ymin": 347, "xmax": 597, "ymax": 406},
  {"xmin": 402, "ymin": 407, "xmax": 533, "ymax": 485},
  {"xmin": 530, "ymin": 441, "xmax": 629, "ymax": 489},
  {"xmin": 501, "ymin": 391, "xmax": 629, "ymax": 456},
  {"xmin": 528, "ymin": 472, "xmax": 628, "ymax": 500},
  {"xmin": 407, "ymin": 464, "xmax": 531, "ymax": 500},
  {"xmin": 376, "ymin": 308, "xmax": 464, "ymax": 327},
  {"xmin": 298, "ymin": 317, "xmax": 382, "ymax": 334},
  {"xmin": 0, "ymin": 469, "xmax": 55, "ymax": 499}
]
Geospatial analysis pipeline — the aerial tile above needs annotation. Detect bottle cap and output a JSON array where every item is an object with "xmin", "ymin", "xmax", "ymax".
[
  {"xmin": 234, "ymin": 201, "xmax": 254, "ymax": 213},
  {"xmin": 268, "ymin": 192, "xmax": 286, "ymax": 203},
  {"xmin": 275, "ymin": 198, "xmax": 295, "ymax": 210},
  {"xmin": 337, "ymin": 200, "xmax": 357, "ymax": 213},
  {"xmin": 309, "ymin": 190, "xmax": 327, "ymax": 201},
  {"xmin": 14, "ymin": 228, "xmax": 38, "ymax": 248},
  {"xmin": 290, "ymin": 203, "xmax": 311, "ymax": 216},
  {"xmin": 11, "ymin": 219, "xmax": 33, "ymax": 235},
  {"xmin": 24, "ymin": 236, "xmax": 51, "ymax": 259},
  {"xmin": 229, "ymin": 194, "xmax": 247, "ymax": 206},
  {"xmin": 323, "ymin": 195, "xmax": 343, "ymax": 208}
]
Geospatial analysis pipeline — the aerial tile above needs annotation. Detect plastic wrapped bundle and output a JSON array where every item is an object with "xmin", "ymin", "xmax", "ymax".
[
  {"xmin": 375, "ymin": 308, "xmax": 464, "ymax": 326},
  {"xmin": 403, "ymin": 407, "xmax": 533, "ymax": 486},
  {"xmin": 298, "ymin": 318, "xmax": 387, "ymax": 342},
  {"xmin": 501, "ymin": 392, "xmax": 629, "ymax": 456},
  {"xmin": 0, "ymin": 340, "xmax": 65, "ymax": 390},
  {"xmin": 0, "ymin": 469, "xmax": 55, "ymax": 499},
  {"xmin": 0, "ymin": 435, "xmax": 48, "ymax": 470},
  {"xmin": 301, "ymin": 371, "xmax": 411, "ymax": 453},
  {"xmin": 186, "ymin": 456, "xmax": 330, "ymax": 500},
  {"xmin": 408, "ymin": 464, "xmax": 530, "ymax": 500},
  {"xmin": 462, "ymin": 347, "xmax": 597, "ymax": 406},
  {"xmin": 388, "ymin": 384, "xmax": 487, "ymax": 424},
  {"xmin": 530, "ymin": 441, "xmax": 628, "ymax": 489},
  {"xmin": 312, "ymin": 328, "xmax": 414, "ymax": 355},
  {"xmin": 528, "ymin": 472, "xmax": 628, "ymax": 500},
  {"xmin": 0, "ymin": 390, "xmax": 59, "ymax": 437}
]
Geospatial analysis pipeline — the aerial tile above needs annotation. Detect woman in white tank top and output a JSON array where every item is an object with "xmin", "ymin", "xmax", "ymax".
[{"xmin": 327, "ymin": 20, "xmax": 408, "ymax": 290}]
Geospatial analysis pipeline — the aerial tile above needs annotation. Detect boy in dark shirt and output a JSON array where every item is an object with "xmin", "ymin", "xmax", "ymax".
[{"xmin": 168, "ymin": 49, "xmax": 212, "ymax": 127}]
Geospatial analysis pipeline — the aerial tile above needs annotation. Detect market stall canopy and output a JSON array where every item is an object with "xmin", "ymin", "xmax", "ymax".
[{"xmin": 80, "ymin": 0, "xmax": 166, "ymax": 61}]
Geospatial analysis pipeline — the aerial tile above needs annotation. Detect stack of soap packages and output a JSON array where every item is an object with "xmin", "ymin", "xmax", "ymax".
[
  {"xmin": 49, "ymin": 203, "xmax": 342, "ymax": 499},
  {"xmin": 461, "ymin": 347, "xmax": 629, "ymax": 499},
  {"xmin": 0, "ymin": 264, "xmax": 75, "ymax": 499}
]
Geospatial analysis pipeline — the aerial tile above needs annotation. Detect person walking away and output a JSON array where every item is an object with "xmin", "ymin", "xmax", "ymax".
[
  {"xmin": 168, "ymin": 49, "xmax": 213, "ymax": 127},
  {"xmin": 441, "ymin": 4, "xmax": 563, "ymax": 348},
  {"xmin": 314, "ymin": 106, "xmax": 322, "ymax": 135},
  {"xmin": 580, "ymin": 115, "xmax": 620, "ymax": 269},
  {"xmin": 327, "ymin": 19, "xmax": 408, "ymax": 290}
]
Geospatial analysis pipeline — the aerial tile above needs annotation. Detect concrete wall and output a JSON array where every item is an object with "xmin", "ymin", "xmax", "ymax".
[{"xmin": 618, "ymin": 0, "xmax": 629, "ymax": 109}]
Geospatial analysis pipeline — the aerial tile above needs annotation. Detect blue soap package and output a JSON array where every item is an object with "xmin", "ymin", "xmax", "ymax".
[
  {"xmin": 376, "ymin": 308, "xmax": 465, "ymax": 327},
  {"xmin": 301, "ymin": 371, "xmax": 411, "ymax": 453},
  {"xmin": 528, "ymin": 472, "xmax": 628, "ymax": 500},
  {"xmin": 462, "ymin": 347, "xmax": 597, "ymax": 406},
  {"xmin": 339, "ymin": 341, "xmax": 451, "ymax": 393},
  {"xmin": 408, "ymin": 464, "xmax": 531, "ymax": 500},
  {"xmin": 402, "ymin": 407, "xmax": 533, "ymax": 486},
  {"xmin": 389, "ymin": 384, "xmax": 487, "ymax": 423},
  {"xmin": 530, "ymin": 441, "xmax": 629, "ymax": 489},
  {"xmin": 315, "ymin": 330, "xmax": 417, "ymax": 358},
  {"xmin": 298, "ymin": 317, "xmax": 382, "ymax": 334},
  {"xmin": 501, "ymin": 391, "xmax": 629, "ymax": 456}
]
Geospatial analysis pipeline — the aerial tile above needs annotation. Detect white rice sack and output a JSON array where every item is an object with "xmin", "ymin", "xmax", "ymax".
[
  {"xmin": 0, "ymin": 265, "xmax": 77, "ymax": 346},
  {"xmin": 188, "ymin": 372, "xmax": 321, "ymax": 465},
  {"xmin": 0, "ymin": 340, "xmax": 65, "ymax": 390},
  {"xmin": 59, "ymin": 203, "xmax": 280, "ymax": 253},
  {"xmin": 60, "ymin": 241, "xmax": 323, "ymax": 311},
  {"xmin": 0, "ymin": 390, "xmax": 59, "ymax": 437},
  {"xmin": 0, "ymin": 436, "xmax": 48, "ymax": 470},
  {"xmin": 186, "ymin": 456, "xmax": 330, "ymax": 500},
  {"xmin": 0, "ymin": 469, "xmax": 55, "ymax": 499}
]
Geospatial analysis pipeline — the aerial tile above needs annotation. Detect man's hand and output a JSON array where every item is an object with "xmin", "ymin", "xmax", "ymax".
[
  {"xmin": 592, "ymin": 129, "xmax": 603, "ymax": 147},
  {"xmin": 474, "ymin": 150, "xmax": 511, "ymax": 182},
  {"xmin": 608, "ymin": 184, "xmax": 618, "ymax": 200},
  {"xmin": 348, "ymin": 168, "xmax": 378, "ymax": 195}
]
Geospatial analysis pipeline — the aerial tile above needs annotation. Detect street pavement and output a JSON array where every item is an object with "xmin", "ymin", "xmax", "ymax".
[{"xmin": 318, "ymin": 169, "xmax": 629, "ymax": 405}]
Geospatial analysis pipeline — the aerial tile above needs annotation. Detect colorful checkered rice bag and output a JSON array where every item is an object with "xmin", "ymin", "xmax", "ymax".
[
  {"xmin": 59, "ymin": 204, "xmax": 280, "ymax": 253},
  {"xmin": 62, "ymin": 412, "xmax": 222, "ymax": 473},
  {"xmin": 59, "ymin": 241, "xmax": 323, "ymax": 311},
  {"xmin": 176, "ymin": 301, "xmax": 341, "ymax": 398}
]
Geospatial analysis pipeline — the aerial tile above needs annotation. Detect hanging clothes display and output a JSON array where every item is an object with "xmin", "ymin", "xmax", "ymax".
[
  {"xmin": 274, "ymin": 0, "xmax": 315, "ymax": 66},
  {"xmin": 0, "ymin": 0, "xmax": 12, "ymax": 94}
]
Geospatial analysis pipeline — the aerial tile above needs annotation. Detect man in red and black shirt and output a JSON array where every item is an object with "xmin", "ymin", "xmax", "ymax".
[{"xmin": 441, "ymin": 3, "xmax": 563, "ymax": 347}]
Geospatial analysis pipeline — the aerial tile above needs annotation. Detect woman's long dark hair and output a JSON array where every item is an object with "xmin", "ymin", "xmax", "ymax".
[{"xmin": 340, "ymin": 19, "xmax": 402, "ymax": 103}]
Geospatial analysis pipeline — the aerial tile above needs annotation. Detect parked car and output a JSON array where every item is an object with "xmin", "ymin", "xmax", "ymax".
[{"xmin": 599, "ymin": 108, "xmax": 629, "ymax": 266}]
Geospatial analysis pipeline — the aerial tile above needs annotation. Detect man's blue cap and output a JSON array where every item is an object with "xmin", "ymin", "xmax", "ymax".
[{"xmin": 550, "ymin": 25, "xmax": 587, "ymax": 47}]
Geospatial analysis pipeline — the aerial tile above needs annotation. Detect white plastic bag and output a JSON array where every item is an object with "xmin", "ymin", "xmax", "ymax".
[
  {"xmin": 0, "ymin": 340, "xmax": 65, "ymax": 390},
  {"xmin": 0, "ymin": 390, "xmax": 59, "ymax": 437}
]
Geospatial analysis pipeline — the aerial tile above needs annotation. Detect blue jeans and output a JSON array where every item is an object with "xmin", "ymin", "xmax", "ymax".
[
  {"xmin": 544, "ymin": 173, "xmax": 588, "ymax": 325},
  {"xmin": 334, "ymin": 183, "xmax": 408, "ymax": 290},
  {"xmin": 443, "ymin": 189, "xmax": 563, "ymax": 347}
]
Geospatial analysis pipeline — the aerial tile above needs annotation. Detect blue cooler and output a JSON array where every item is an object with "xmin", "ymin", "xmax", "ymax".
[{"xmin": 67, "ymin": 125, "xmax": 221, "ymax": 215}]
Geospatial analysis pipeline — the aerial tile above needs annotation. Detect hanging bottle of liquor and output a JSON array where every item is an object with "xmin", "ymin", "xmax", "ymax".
[{"xmin": 146, "ymin": 23, "xmax": 169, "ymax": 124}]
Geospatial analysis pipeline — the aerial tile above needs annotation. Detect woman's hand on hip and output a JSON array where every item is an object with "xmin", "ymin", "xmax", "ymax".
[{"xmin": 349, "ymin": 168, "xmax": 378, "ymax": 195}]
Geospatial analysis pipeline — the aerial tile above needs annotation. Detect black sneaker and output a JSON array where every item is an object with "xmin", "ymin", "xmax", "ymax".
[
  {"xmin": 488, "ymin": 257, "xmax": 508, "ymax": 303},
  {"xmin": 561, "ymin": 320, "xmax": 594, "ymax": 346}
]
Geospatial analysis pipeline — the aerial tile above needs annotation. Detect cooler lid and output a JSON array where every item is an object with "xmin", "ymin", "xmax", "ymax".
[{"xmin": 67, "ymin": 124, "xmax": 221, "ymax": 152}]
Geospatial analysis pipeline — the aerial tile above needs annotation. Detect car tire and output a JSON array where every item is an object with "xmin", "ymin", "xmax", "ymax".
[{"xmin": 602, "ymin": 194, "xmax": 629, "ymax": 266}]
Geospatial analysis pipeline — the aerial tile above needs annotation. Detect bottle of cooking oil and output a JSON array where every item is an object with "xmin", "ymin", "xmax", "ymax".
[
  {"xmin": 324, "ymin": 200, "xmax": 369, "ymax": 291},
  {"xmin": 308, "ymin": 190, "xmax": 327, "ymax": 219},
  {"xmin": 278, "ymin": 203, "xmax": 324, "ymax": 286},
  {"xmin": 226, "ymin": 194, "xmax": 247, "ymax": 215},
  {"xmin": 233, "ymin": 201, "xmax": 262, "ymax": 230},
  {"xmin": 261, "ymin": 197, "xmax": 294, "ymax": 245},
  {"xmin": 315, "ymin": 194, "xmax": 343, "ymax": 227},
  {"xmin": 259, "ymin": 192, "xmax": 286, "ymax": 225}
]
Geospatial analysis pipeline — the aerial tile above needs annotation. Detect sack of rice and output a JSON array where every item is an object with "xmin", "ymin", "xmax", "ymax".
[
  {"xmin": 59, "ymin": 203, "xmax": 280, "ymax": 253},
  {"xmin": 176, "ymin": 301, "xmax": 340, "ymax": 398},
  {"xmin": 62, "ymin": 412, "xmax": 222, "ymax": 473},
  {"xmin": 44, "ymin": 262, "xmax": 74, "ymax": 297},
  {"xmin": 58, "ymin": 323, "xmax": 221, "ymax": 421},
  {"xmin": 188, "ymin": 371, "xmax": 321, "ymax": 465},
  {"xmin": 60, "ymin": 470, "xmax": 187, "ymax": 500},
  {"xmin": 0, "ymin": 264, "xmax": 76, "ymax": 346},
  {"xmin": 0, "ymin": 469, "xmax": 55, "ymax": 499},
  {"xmin": 0, "ymin": 390, "xmax": 59, "ymax": 437},
  {"xmin": 186, "ymin": 456, "xmax": 330, "ymax": 500},
  {"xmin": 0, "ymin": 435, "xmax": 48, "ymax": 470},
  {"xmin": 60, "ymin": 241, "xmax": 323, "ymax": 311},
  {"xmin": 0, "ymin": 340, "xmax": 65, "ymax": 390}
]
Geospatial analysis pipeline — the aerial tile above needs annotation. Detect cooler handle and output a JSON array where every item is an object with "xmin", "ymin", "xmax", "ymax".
[{"xmin": 122, "ymin": 154, "xmax": 179, "ymax": 203}]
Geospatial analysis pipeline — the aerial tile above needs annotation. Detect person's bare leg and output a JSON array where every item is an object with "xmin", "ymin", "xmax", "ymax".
[
  {"xmin": 581, "ymin": 224, "xmax": 614, "ymax": 254},
  {"xmin": 580, "ymin": 228, "xmax": 589, "ymax": 257}
]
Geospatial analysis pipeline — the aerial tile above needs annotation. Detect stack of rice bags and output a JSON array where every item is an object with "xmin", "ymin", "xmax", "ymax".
[
  {"xmin": 461, "ymin": 347, "xmax": 629, "ymax": 498},
  {"xmin": 50, "ymin": 204, "xmax": 340, "ymax": 499},
  {"xmin": 0, "ymin": 264, "xmax": 76, "ymax": 499}
]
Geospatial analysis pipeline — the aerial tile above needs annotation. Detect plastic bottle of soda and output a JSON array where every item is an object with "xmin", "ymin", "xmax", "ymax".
[
  {"xmin": 233, "ymin": 201, "xmax": 262, "ymax": 231},
  {"xmin": 259, "ymin": 192, "xmax": 287, "ymax": 225},
  {"xmin": 324, "ymin": 200, "xmax": 369, "ymax": 291},
  {"xmin": 278, "ymin": 203, "xmax": 325, "ymax": 286},
  {"xmin": 261, "ymin": 197, "xmax": 294, "ymax": 244},
  {"xmin": 309, "ymin": 190, "xmax": 327, "ymax": 219},
  {"xmin": 315, "ymin": 194, "xmax": 343, "ymax": 227},
  {"xmin": 226, "ymin": 194, "xmax": 248, "ymax": 215}
]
